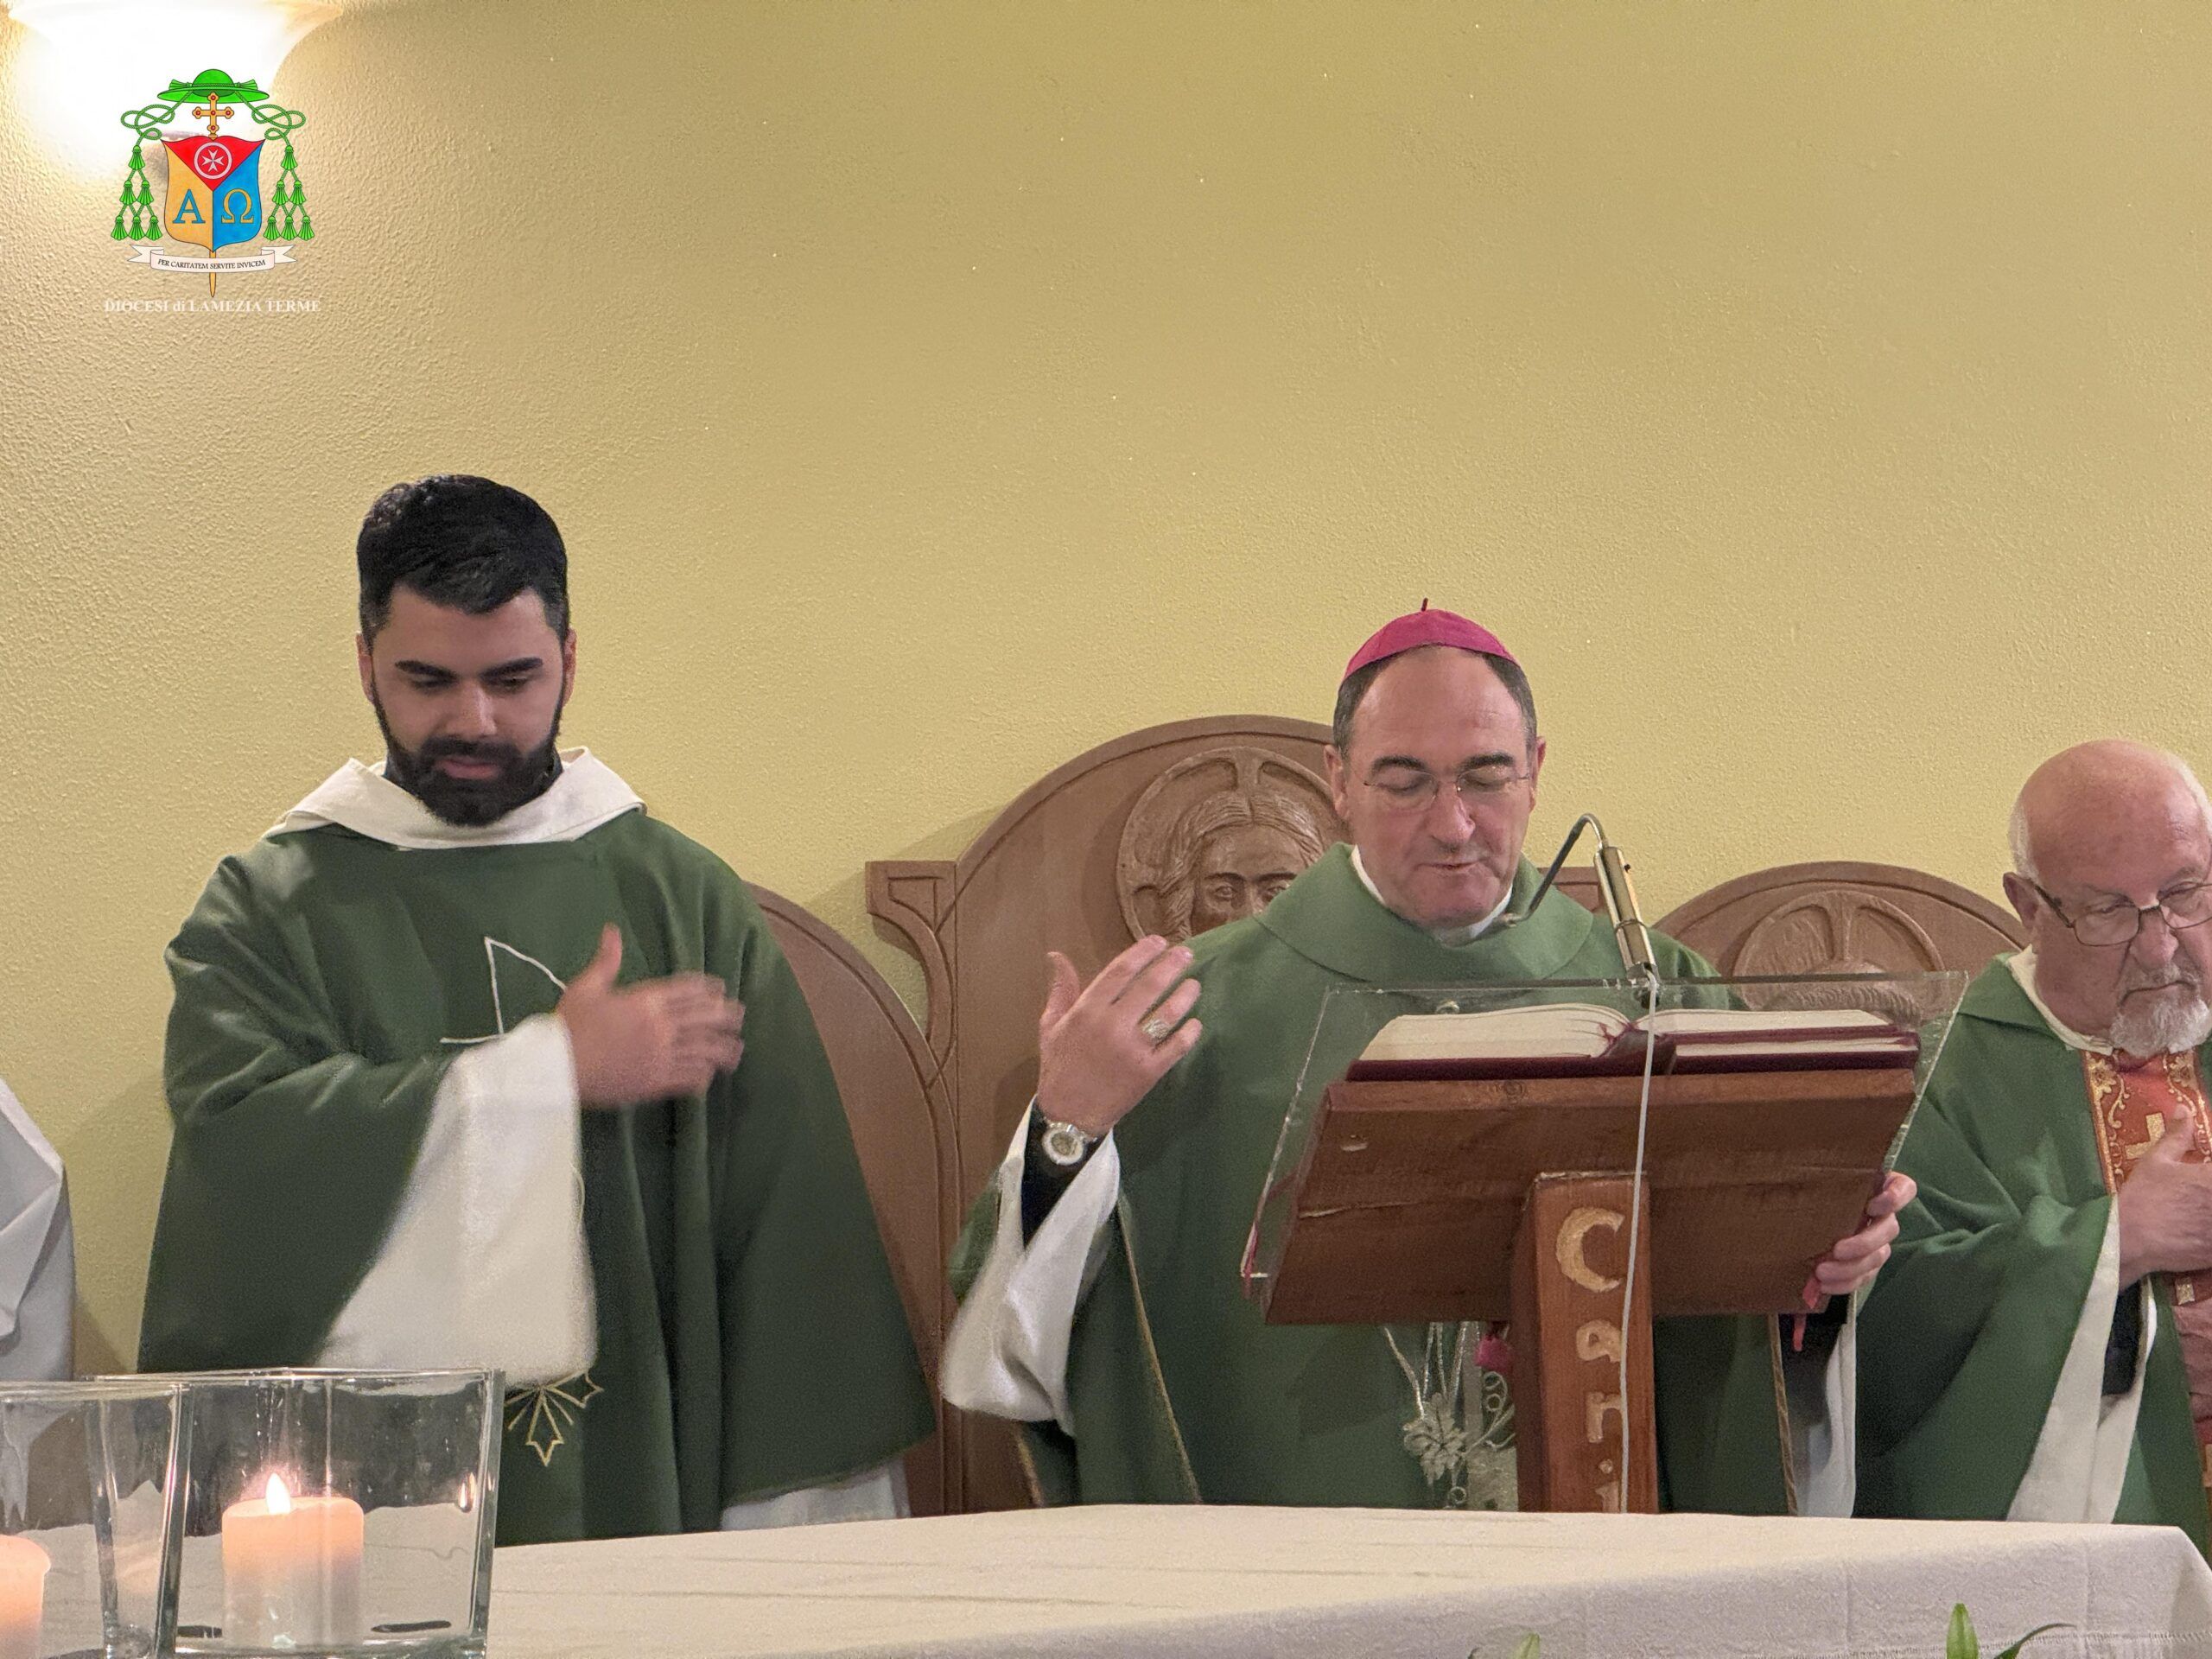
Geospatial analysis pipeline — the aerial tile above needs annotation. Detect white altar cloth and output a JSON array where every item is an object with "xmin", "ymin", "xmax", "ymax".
[{"xmin": 491, "ymin": 1504, "xmax": 2212, "ymax": 1658}]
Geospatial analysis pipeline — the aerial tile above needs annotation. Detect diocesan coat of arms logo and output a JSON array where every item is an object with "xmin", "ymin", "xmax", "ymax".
[{"xmin": 111, "ymin": 68, "xmax": 315, "ymax": 295}]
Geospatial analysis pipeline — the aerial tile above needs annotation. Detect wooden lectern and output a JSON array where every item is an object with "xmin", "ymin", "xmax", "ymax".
[{"xmin": 1254, "ymin": 1065, "xmax": 1919, "ymax": 1512}]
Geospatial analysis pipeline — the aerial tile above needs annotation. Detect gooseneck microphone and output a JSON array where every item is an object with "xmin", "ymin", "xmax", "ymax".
[{"xmin": 1507, "ymin": 812, "xmax": 1658, "ymax": 979}]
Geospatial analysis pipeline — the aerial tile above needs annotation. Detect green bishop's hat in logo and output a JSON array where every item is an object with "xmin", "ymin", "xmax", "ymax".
[{"xmin": 158, "ymin": 68, "xmax": 270, "ymax": 105}]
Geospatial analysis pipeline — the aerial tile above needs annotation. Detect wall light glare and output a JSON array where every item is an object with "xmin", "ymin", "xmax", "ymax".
[{"xmin": 3, "ymin": 0, "xmax": 336, "ymax": 175}]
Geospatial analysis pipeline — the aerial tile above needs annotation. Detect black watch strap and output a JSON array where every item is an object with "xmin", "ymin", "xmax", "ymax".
[{"xmin": 1021, "ymin": 1108, "xmax": 1097, "ymax": 1241}]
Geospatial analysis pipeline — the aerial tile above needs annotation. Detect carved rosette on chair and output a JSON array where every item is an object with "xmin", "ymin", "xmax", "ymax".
[{"xmin": 1660, "ymin": 861, "xmax": 2024, "ymax": 981}]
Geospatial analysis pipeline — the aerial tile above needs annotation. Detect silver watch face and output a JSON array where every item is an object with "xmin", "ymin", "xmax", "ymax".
[{"xmin": 1041, "ymin": 1122, "xmax": 1093, "ymax": 1166}]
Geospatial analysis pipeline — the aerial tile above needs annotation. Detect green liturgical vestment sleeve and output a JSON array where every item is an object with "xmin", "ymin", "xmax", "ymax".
[
  {"xmin": 1858, "ymin": 961, "xmax": 2211, "ymax": 1545},
  {"xmin": 146, "ymin": 849, "xmax": 449, "ymax": 1369},
  {"xmin": 143, "ymin": 807, "xmax": 934, "ymax": 1544},
  {"xmin": 952, "ymin": 844, "xmax": 1808, "ymax": 1515}
]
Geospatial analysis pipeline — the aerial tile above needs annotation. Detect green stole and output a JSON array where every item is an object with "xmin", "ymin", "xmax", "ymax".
[
  {"xmin": 954, "ymin": 843, "xmax": 1804, "ymax": 1513},
  {"xmin": 1859, "ymin": 960, "xmax": 2212, "ymax": 1545},
  {"xmin": 143, "ymin": 809, "xmax": 934, "ymax": 1543}
]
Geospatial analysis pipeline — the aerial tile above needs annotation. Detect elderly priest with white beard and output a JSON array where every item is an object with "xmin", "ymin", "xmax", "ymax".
[{"xmin": 1861, "ymin": 741, "xmax": 2212, "ymax": 1544}]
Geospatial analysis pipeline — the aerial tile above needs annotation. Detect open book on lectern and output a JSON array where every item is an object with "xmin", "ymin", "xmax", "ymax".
[{"xmin": 1345, "ymin": 1002, "xmax": 1922, "ymax": 1082}]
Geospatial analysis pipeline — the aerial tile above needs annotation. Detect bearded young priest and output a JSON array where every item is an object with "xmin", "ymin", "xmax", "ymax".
[
  {"xmin": 1860, "ymin": 741, "xmax": 2212, "ymax": 1546},
  {"xmin": 139, "ymin": 475, "xmax": 932, "ymax": 1543},
  {"xmin": 941, "ymin": 608, "xmax": 1910, "ymax": 1514}
]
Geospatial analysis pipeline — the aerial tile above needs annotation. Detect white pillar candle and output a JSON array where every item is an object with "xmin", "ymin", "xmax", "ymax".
[
  {"xmin": 0, "ymin": 1535, "xmax": 48, "ymax": 1659},
  {"xmin": 221, "ymin": 1476, "xmax": 364, "ymax": 1650}
]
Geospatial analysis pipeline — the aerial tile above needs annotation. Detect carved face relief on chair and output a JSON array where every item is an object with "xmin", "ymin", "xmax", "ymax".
[{"xmin": 1119, "ymin": 748, "xmax": 1343, "ymax": 943}]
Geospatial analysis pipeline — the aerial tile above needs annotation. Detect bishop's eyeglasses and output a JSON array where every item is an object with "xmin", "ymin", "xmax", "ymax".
[
  {"xmin": 1365, "ymin": 765, "xmax": 1535, "ymax": 815},
  {"xmin": 2027, "ymin": 878, "xmax": 2212, "ymax": 948}
]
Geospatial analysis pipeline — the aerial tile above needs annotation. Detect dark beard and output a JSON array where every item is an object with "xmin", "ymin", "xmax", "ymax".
[{"xmin": 371, "ymin": 693, "xmax": 565, "ymax": 827}]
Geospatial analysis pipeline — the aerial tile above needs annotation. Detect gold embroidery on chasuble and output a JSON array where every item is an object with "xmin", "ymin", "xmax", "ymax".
[
  {"xmin": 505, "ymin": 1371, "xmax": 603, "ymax": 1467},
  {"xmin": 442, "ymin": 939, "xmax": 601, "ymax": 1471},
  {"xmin": 2081, "ymin": 1050, "xmax": 2212, "ymax": 1485}
]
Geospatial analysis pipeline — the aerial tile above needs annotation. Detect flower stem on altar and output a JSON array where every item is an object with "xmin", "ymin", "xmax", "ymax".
[{"xmin": 1473, "ymin": 1606, "xmax": 2069, "ymax": 1659}]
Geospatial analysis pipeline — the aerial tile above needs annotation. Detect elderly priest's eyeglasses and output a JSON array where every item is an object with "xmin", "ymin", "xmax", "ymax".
[
  {"xmin": 1366, "ymin": 765, "xmax": 1535, "ymax": 815},
  {"xmin": 2027, "ymin": 878, "xmax": 2212, "ymax": 947}
]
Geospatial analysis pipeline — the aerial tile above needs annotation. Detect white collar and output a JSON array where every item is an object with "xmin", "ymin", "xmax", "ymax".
[
  {"xmin": 268, "ymin": 747, "xmax": 644, "ymax": 850},
  {"xmin": 1350, "ymin": 845, "xmax": 1515, "ymax": 947},
  {"xmin": 2005, "ymin": 948, "xmax": 2116, "ymax": 1055}
]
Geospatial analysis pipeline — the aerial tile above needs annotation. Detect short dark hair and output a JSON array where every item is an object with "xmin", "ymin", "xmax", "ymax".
[
  {"xmin": 357, "ymin": 474, "xmax": 570, "ymax": 641},
  {"xmin": 1332, "ymin": 648, "xmax": 1539, "ymax": 757}
]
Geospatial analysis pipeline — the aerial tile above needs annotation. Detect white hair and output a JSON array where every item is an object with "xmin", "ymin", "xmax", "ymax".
[
  {"xmin": 2007, "ymin": 792, "xmax": 2037, "ymax": 884},
  {"xmin": 2010, "ymin": 748, "xmax": 2212, "ymax": 884}
]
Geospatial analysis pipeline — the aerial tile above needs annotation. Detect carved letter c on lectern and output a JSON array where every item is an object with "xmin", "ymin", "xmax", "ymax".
[{"xmin": 1555, "ymin": 1207, "xmax": 1624, "ymax": 1293}]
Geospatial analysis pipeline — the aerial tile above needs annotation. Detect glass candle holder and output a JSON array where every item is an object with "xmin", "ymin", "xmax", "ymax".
[
  {"xmin": 164, "ymin": 1371, "xmax": 498, "ymax": 1659},
  {"xmin": 0, "ymin": 1377, "xmax": 186, "ymax": 1659}
]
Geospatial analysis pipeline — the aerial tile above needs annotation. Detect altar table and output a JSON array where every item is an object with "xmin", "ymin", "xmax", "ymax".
[{"xmin": 491, "ymin": 1504, "xmax": 2212, "ymax": 1658}]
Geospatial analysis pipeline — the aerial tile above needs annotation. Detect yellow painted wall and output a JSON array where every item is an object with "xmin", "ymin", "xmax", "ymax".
[{"xmin": 3, "ymin": 0, "xmax": 2209, "ymax": 1370}]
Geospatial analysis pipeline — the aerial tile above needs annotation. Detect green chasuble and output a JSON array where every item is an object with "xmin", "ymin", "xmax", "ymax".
[
  {"xmin": 142, "ymin": 766, "xmax": 933, "ymax": 1544},
  {"xmin": 1859, "ymin": 960, "xmax": 2212, "ymax": 1546},
  {"xmin": 952, "ymin": 843, "xmax": 1815, "ymax": 1514}
]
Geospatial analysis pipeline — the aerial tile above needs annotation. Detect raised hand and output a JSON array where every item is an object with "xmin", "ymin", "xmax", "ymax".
[
  {"xmin": 2118, "ymin": 1105, "xmax": 2212, "ymax": 1285},
  {"xmin": 1034, "ymin": 937, "xmax": 1203, "ymax": 1136},
  {"xmin": 1806, "ymin": 1169, "xmax": 1917, "ymax": 1304},
  {"xmin": 556, "ymin": 925, "xmax": 747, "ymax": 1109}
]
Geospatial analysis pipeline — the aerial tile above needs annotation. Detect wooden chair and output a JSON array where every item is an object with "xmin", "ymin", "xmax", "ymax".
[
  {"xmin": 866, "ymin": 716, "xmax": 1344, "ymax": 1510},
  {"xmin": 1658, "ymin": 861, "xmax": 2024, "ymax": 976}
]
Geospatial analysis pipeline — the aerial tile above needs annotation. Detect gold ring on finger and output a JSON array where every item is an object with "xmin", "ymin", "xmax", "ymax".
[{"xmin": 1141, "ymin": 1015, "xmax": 1175, "ymax": 1044}]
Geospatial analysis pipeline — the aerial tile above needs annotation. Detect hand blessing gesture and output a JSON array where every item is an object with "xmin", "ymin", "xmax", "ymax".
[
  {"xmin": 556, "ymin": 925, "xmax": 747, "ymax": 1109},
  {"xmin": 1035, "ymin": 936, "xmax": 1203, "ymax": 1136}
]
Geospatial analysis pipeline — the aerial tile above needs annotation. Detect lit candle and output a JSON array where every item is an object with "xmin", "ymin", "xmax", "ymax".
[
  {"xmin": 0, "ymin": 1535, "xmax": 48, "ymax": 1659},
  {"xmin": 221, "ymin": 1475, "xmax": 364, "ymax": 1649}
]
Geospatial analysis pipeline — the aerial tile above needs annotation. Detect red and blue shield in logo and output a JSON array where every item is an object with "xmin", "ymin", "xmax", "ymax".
[{"xmin": 161, "ymin": 135, "xmax": 264, "ymax": 252}]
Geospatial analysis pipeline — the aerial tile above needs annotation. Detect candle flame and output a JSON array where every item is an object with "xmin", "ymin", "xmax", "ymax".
[{"xmin": 264, "ymin": 1474, "xmax": 293, "ymax": 1515}]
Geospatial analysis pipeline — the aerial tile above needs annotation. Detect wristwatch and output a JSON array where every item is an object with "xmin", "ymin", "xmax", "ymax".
[{"xmin": 1037, "ymin": 1114, "xmax": 1101, "ymax": 1168}]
